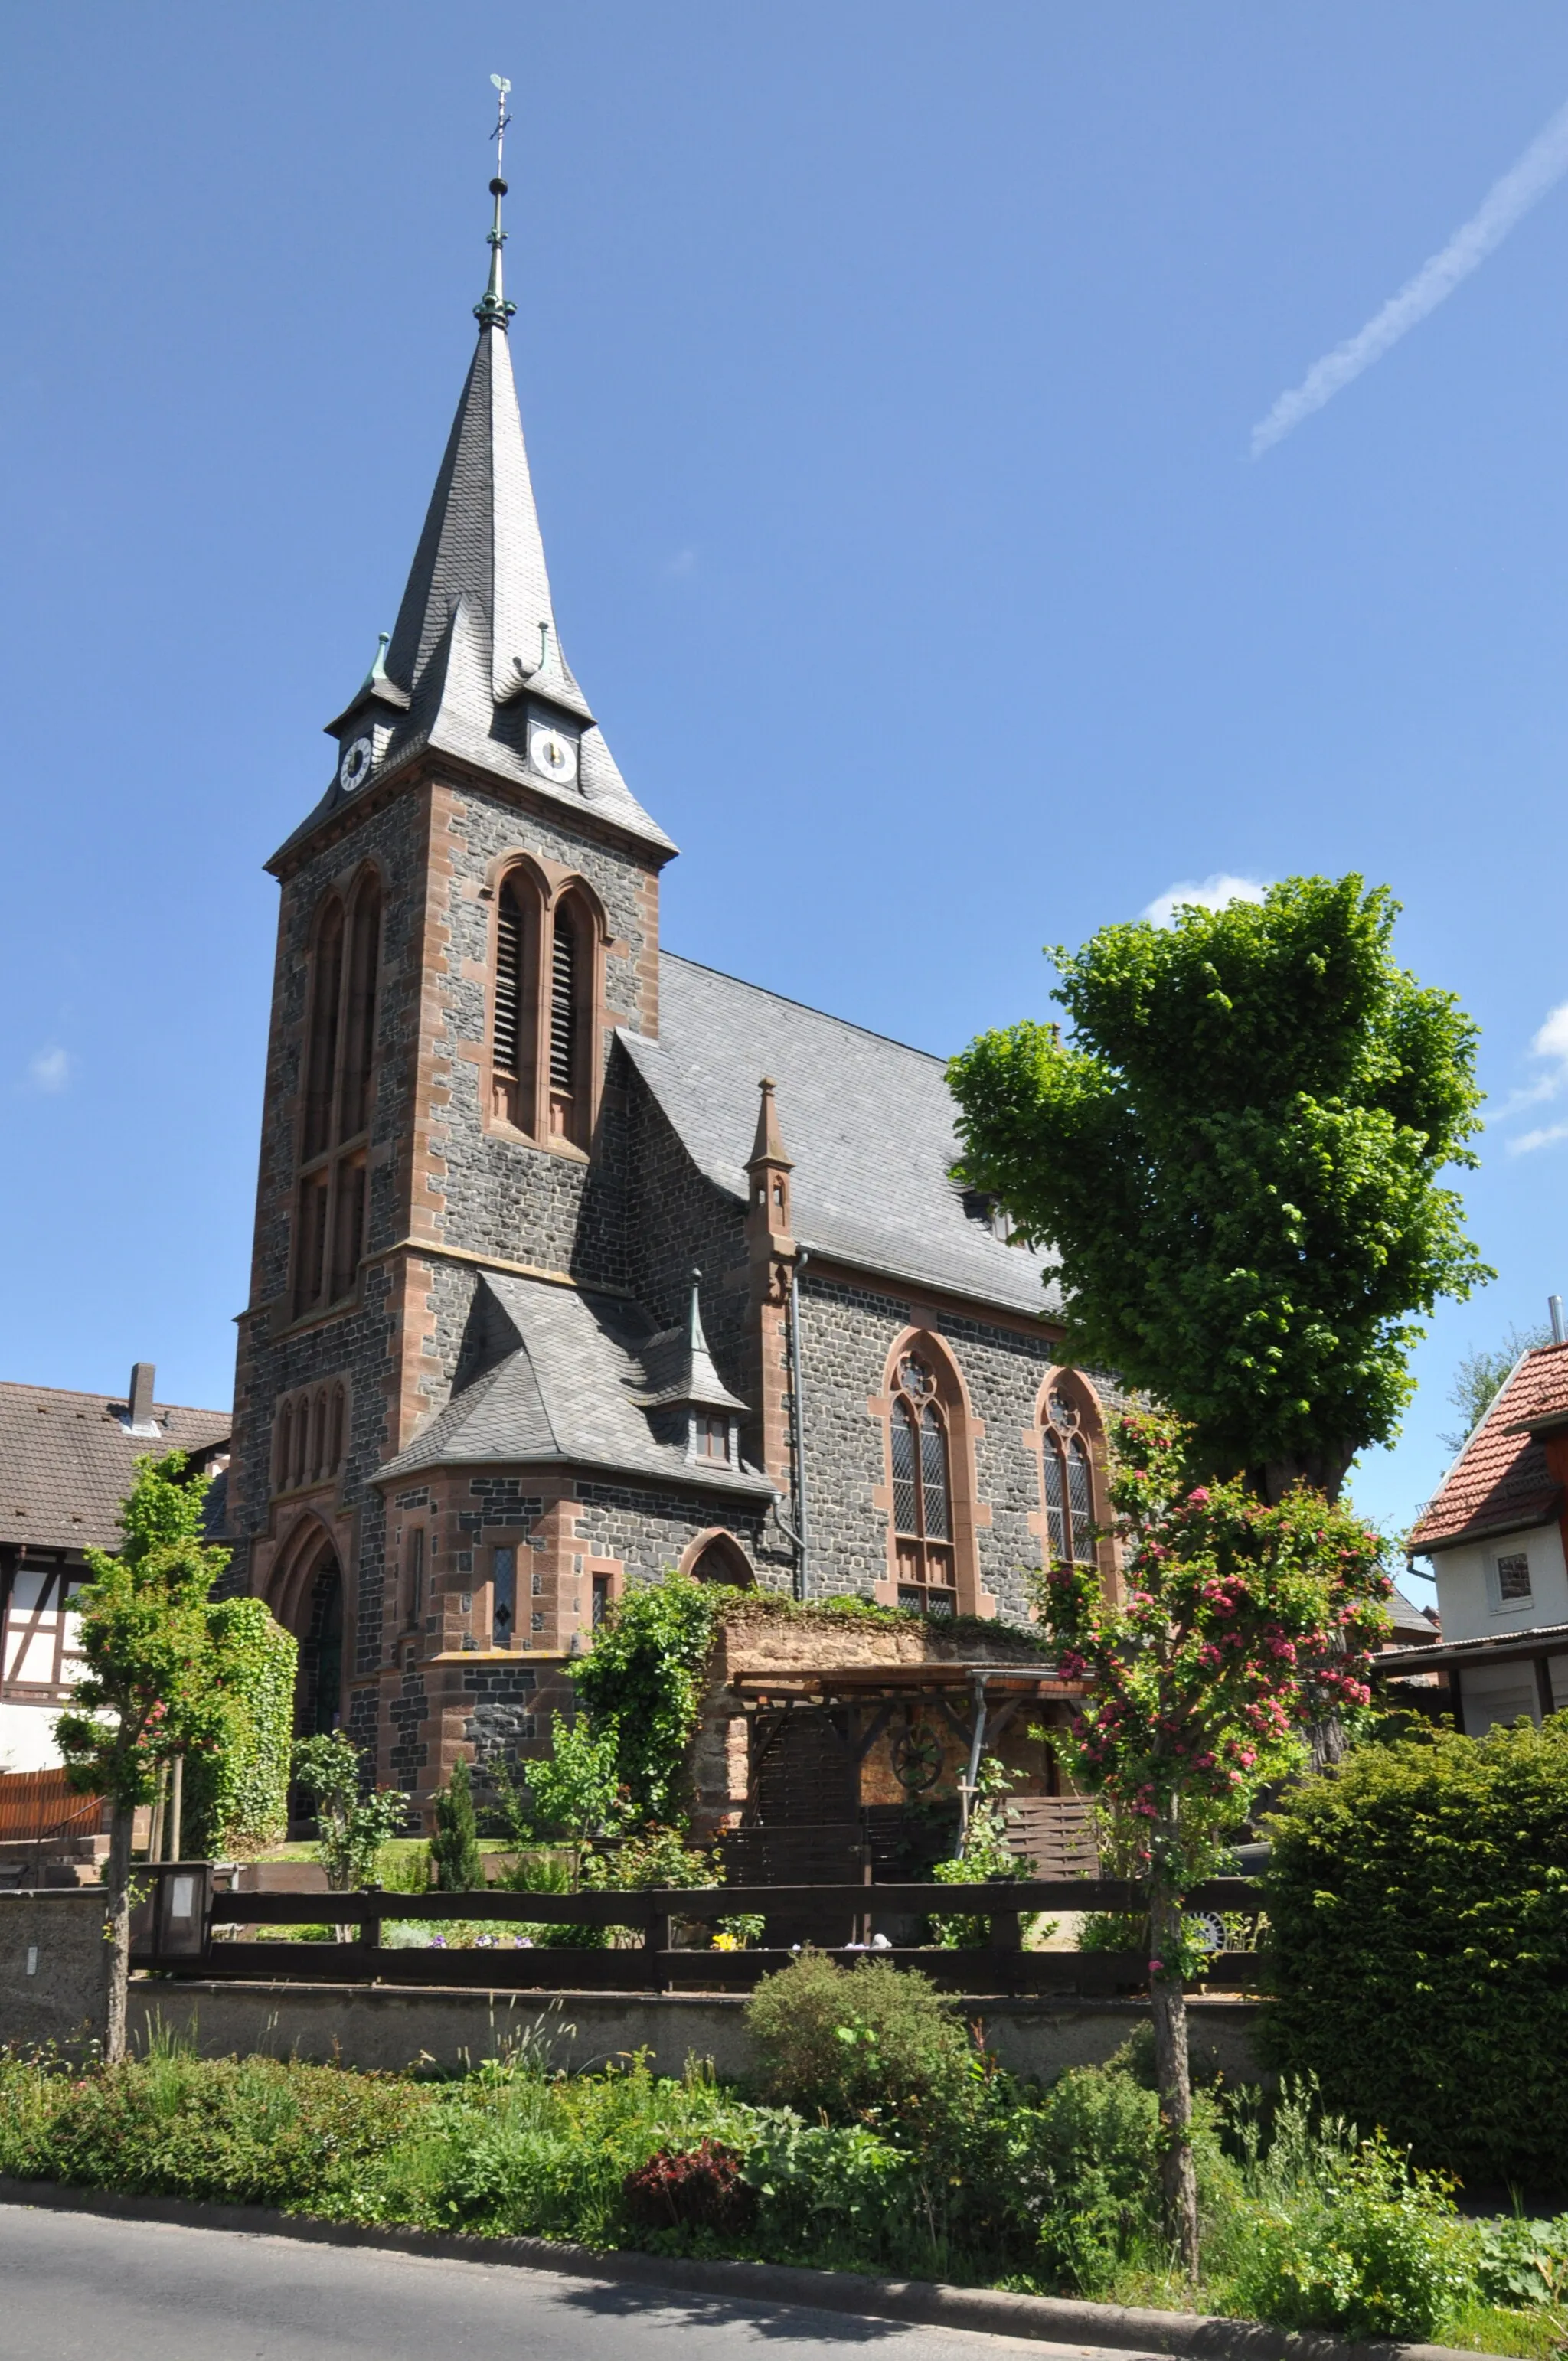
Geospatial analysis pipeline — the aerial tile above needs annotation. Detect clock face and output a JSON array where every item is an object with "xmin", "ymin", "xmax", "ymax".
[
  {"xmin": 528, "ymin": 724, "xmax": 578, "ymax": 785},
  {"xmin": 338, "ymin": 736, "xmax": 374, "ymax": 793}
]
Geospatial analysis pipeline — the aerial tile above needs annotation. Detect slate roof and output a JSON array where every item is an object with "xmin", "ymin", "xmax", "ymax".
[
  {"xmin": 0, "ymin": 1382, "xmax": 231, "ymax": 1555},
  {"xmin": 1409, "ymin": 1343, "xmax": 1568, "ymax": 1552},
  {"xmin": 376, "ymin": 1274, "xmax": 772, "ymax": 1495},
  {"xmin": 624, "ymin": 955, "xmax": 1063, "ymax": 1320},
  {"xmin": 273, "ymin": 318, "xmax": 674, "ymax": 868}
]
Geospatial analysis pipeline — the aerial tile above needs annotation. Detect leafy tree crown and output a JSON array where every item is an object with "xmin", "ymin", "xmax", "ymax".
[{"xmin": 948, "ymin": 877, "xmax": 1491, "ymax": 1488}]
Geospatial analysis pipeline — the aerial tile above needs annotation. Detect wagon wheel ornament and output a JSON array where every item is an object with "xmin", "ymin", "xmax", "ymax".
[{"xmin": 891, "ymin": 1721, "xmax": 944, "ymax": 1794}]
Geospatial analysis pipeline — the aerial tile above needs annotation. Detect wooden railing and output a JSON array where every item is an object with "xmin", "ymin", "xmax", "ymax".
[{"xmin": 129, "ymin": 1868, "xmax": 1266, "ymax": 1997}]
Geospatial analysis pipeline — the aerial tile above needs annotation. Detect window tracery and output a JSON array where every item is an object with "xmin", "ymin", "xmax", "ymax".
[
  {"xmin": 890, "ymin": 1354, "xmax": 956, "ymax": 1615},
  {"xmin": 295, "ymin": 874, "xmax": 380, "ymax": 1316},
  {"xmin": 1041, "ymin": 1386, "xmax": 1097, "ymax": 1570},
  {"xmin": 273, "ymin": 1380, "xmax": 351, "ymax": 1495}
]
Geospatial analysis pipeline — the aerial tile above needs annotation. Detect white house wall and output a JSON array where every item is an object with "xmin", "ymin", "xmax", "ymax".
[
  {"xmin": 1431, "ymin": 1517, "xmax": 1568, "ymax": 1644},
  {"xmin": 0, "ymin": 1702, "xmax": 66, "ymax": 1774}
]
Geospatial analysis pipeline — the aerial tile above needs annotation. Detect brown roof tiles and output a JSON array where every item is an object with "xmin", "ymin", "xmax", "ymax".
[
  {"xmin": 1410, "ymin": 1344, "xmax": 1568, "ymax": 1552},
  {"xmin": 0, "ymin": 1381, "xmax": 230, "ymax": 1556}
]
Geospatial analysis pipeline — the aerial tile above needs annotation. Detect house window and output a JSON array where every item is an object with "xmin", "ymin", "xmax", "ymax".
[
  {"xmin": 591, "ymin": 1572, "xmax": 611, "ymax": 1628},
  {"xmin": 1489, "ymin": 1550, "xmax": 1534, "ymax": 1612},
  {"xmin": 694, "ymin": 1412, "xmax": 730, "ymax": 1465},
  {"xmin": 1042, "ymin": 1391, "xmax": 1096, "ymax": 1569},
  {"xmin": 294, "ymin": 874, "xmax": 381, "ymax": 1316},
  {"xmin": 890, "ymin": 1356, "xmax": 955, "ymax": 1615}
]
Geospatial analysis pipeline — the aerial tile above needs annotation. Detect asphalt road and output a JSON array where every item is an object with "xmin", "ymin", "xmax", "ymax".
[{"xmin": 0, "ymin": 2204, "xmax": 1166, "ymax": 2361}]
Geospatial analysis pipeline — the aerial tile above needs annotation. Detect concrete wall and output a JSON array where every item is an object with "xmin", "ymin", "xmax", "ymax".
[
  {"xmin": 0, "ymin": 1890, "xmax": 109, "ymax": 2052},
  {"xmin": 126, "ymin": 1982, "xmax": 1260, "ymax": 2086},
  {"xmin": 0, "ymin": 1889, "xmax": 1263, "ymax": 2089}
]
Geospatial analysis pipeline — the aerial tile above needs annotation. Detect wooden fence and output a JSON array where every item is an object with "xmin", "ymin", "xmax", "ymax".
[
  {"xmin": 130, "ymin": 1867, "xmax": 1266, "ymax": 1997},
  {"xmin": 0, "ymin": 1768, "xmax": 102, "ymax": 1846}
]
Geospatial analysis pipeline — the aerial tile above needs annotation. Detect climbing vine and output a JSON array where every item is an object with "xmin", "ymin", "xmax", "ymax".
[
  {"xmin": 570, "ymin": 1571, "xmax": 724, "ymax": 1824},
  {"xmin": 184, "ymin": 1598, "xmax": 298, "ymax": 1860}
]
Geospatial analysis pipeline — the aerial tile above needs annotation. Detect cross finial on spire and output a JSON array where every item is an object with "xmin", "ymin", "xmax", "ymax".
[{"xmin": 475, "ymin": 74, "xmax": 517, "ymax": 331}]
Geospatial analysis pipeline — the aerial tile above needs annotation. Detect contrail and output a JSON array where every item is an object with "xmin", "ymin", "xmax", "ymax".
[{"xmin": 1251, "ymin": 95, "xmax": 1568, "ymax": 457}]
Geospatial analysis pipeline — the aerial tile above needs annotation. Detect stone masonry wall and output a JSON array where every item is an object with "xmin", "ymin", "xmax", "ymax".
[{"xmin": 794, "ymin": 1267, "xmax": 1122, "ymax": 1625}]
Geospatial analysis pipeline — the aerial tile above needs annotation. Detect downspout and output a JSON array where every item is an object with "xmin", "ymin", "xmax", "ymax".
[{"xmin": 788, "ymin": 1249, "xmax": 811, "ymax": 1602}]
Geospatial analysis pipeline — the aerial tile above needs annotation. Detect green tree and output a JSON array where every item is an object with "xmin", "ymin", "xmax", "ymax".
[
  {"xmin": 1034, "ymin": 1406, "xmax": 1391, "ymax": 2274},
  {"xmin": 54, "ymin": 1453, "xmax": 230, "ymax": 2062},
  {"xmin": 522, "ymin": 1714, "xmax": 629, "ymax": 1889},
  {"xmin": 430, "ymin": 1755, "xmax": 483, "ymax": 1891},
  {"xmin": 290, "ymin": 1732, "xmax": 409, "ymax": 1892},
  {"xmin": 1438, "ymin": 1323, "xmax": 1550, "ymax": 1455},
  {"xmin": 948, "ymin": 877, "xmax": 1490, "ymax": 1501}
]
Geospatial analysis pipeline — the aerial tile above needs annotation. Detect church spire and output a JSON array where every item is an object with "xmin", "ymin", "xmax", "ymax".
[
  {"xmin": 289, "ymin": 80, "xmax": 675, "ymax": 867},
  {"xmin": 475, "ymin": 75, "xmax": 516, "ymax": 332}
]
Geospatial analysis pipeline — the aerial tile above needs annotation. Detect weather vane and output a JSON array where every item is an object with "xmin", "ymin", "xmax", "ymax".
[
  {"xmin": 476, "ymin": 75, "xmax": 516, "ymax": 330},
  {"xmin": 489, "ymin": 71, "xmax": 511, "ymax": 177}
]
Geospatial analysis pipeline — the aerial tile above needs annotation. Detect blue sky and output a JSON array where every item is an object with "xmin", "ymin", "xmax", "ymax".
[{"xmin": 3, "ymin": 5, "xmax": 1566, "ymax": 1586}]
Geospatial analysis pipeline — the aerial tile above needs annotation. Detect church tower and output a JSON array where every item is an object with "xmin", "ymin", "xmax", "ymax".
[{"xmin": 227, "ymin": 123, "xmax": 702, "ymax": 1803}]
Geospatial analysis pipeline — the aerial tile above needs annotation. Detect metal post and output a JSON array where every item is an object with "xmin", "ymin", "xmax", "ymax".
[
  {"xmin": 168, "ymin": 1755, "xmax": 184, "ymax": 1863},
  {"xmin": 959, "ymin": 1674, "xmax": 989, "ymax": 1841}
]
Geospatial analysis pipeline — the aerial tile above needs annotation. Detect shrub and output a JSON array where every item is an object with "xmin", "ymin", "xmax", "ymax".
[
  {"xmin": 1030, "ymin": 2055, "xmax": 1165, "ymax": 2290},
  {"xmin": 744, "ymin": 1954, "xmax": 978, "ymax": 2137},
  {"xmin": 184, "ymin": 1600, "xmax": 296, "ymax": 1860},
  {"xmin": 1220, "ymin": 2141, "xmax": 1471, "ymax": 2341},
  {"xmin": 743, "ymin": 2114, "xmax": 914, "ymax": 2261},
  {"xmin": 622, "ymin": 2139, "xmax": 756, "ymax": 2234},
  {"xmin": 1262, "ymin": 1716, "xmax": 1568, "ymax": 2183},
  {"xmin": 430, "ymin": 1759, "xmax": 483, "ymax": 1892}
]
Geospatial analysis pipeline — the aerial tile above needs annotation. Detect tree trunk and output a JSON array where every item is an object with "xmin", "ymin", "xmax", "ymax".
[
  {"xmin": 1250, "ymin": 1445, "xmax": 1354, "ymax": 1506},
  {"xmin": 1147, "ymin": 1844, "xmax": 1200, "ymax": 2279},
  {"xmin": 103, "ymin": 1794, "xmax": 135, "ymax": 2066}
]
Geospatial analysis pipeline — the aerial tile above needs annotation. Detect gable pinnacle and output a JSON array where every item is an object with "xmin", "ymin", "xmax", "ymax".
[
  {"xmin": 747, "ymin": 1076, "xmax": 793, "ymax": 1171},
  {"xmin": 475, "ymin": 74, "xmax": 516, "ymax": 331}
]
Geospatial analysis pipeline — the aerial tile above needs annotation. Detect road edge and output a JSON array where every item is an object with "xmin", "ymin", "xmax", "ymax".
[{"xmin": 0, "ymin": 2176, "xmax": 1494, "ymax": 2361}]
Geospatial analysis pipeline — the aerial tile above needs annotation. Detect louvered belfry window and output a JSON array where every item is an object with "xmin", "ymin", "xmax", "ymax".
[
  {"xmin": 550, "ymin": 906, "xmax": 577, "ymax": 1090},
  {"xmin": 1043, "ymin": 1390, "xmax": 1096, "ymax": 1569},
  {"xmin": 491, "ymin": 870, "xmax": 541, "ymax": 1132},
  {"xmin": 890, "ymin": 1356, "xmax": 955, "ymax": 1615},
  {"xmin": 294, "ymin": 875, "xmax": 380, "ymax": 1317}
]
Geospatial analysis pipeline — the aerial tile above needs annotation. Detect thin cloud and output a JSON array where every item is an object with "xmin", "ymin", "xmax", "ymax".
[
  {"xmin": 1141, "ymin": 874, "xmax": 1268, "ymax": 928},
  {"xmin": 662, "ymin": 547, "xmax": 697, "ymax": 580},
  {"xmin": 1252, "ymin": 94, "xmax": 1568, "ymax": 458},
  {"xmin": 1509, "ymin": 1119, "xmax": 1568, "ymax": 1158},
  {"xmin": 1499, "ymin": 1000, "xmax": 1568, "ymax": 1145},
  {"xmin": 26, "ymin": 1046, "xmax": 71, "ymax": 1095}
]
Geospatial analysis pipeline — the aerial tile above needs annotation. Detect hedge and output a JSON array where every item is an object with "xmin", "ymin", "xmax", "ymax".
[
  {"xmin": 183, "ymin": 1600, "xmax": 297, "ymax": 1859},
  {"xmin": 1261, "ymin": 1715, "xmax": 1568, "ymax": 2186}
]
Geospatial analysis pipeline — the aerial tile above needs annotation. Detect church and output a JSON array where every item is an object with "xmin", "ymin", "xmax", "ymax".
[{"xmin": 227, "ymin": 156, "xmax": 1119, "ymax": 1824}]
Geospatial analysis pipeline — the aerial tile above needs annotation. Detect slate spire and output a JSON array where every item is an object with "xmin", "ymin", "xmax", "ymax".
[
  {"xmin": 382, "ymin": 126, "xmax": 582, "ymax": 717},
  {"xmin": 287, "ymin": 83, "xmax": 675, "ymax": 865}
]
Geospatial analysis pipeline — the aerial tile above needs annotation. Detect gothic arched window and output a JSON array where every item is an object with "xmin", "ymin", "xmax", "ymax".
[
  {"xmin": 295, "ymin": 873, "xmax": 381, "ymax": 1316},
  {"xmin": 1041, "ymin": 1389, "xmax": 1096, "ymax": 1569},
  {"xmin": 890, "ymin": 1355, "xmax": 955, "ymax": 1615},
  {"xmin": 492, "ymin": 867, "xmax": 541, "ymax": 1132},
  {"xmin": 548, "ymin": 887, "xmax": 596, "ymax": 1149}
]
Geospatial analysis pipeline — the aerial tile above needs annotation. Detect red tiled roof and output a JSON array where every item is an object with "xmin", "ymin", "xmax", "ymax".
[
  {"xmin": 0, "ymin": 1381, "xmax": 230, "ymax": 1555},
  {"xmin": 1409, "ymin": 1344, "xmax": 1568, "ymax": 1551}
]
